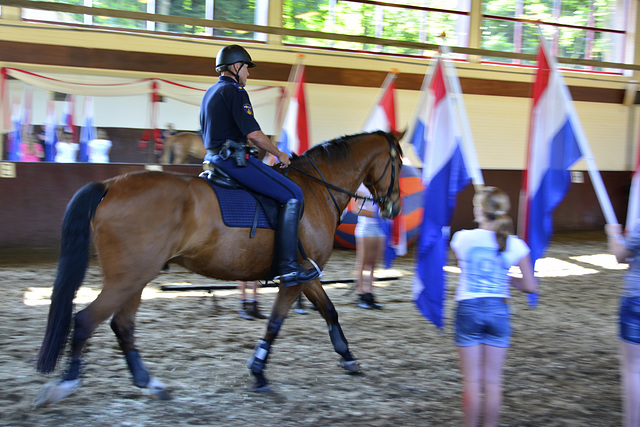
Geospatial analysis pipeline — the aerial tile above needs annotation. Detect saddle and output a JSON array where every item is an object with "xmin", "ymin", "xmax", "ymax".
[
  {"xmin": 199, "ymin": 152, "xmax": 316, "ymax": 282},
  {"xmin": 199, "ymin": 165, "xmax": 280, "ymax": 237}
]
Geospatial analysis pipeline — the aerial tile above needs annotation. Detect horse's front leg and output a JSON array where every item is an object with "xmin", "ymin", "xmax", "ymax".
[
  {"xmin": 303, "ymin": 281, "xmax": 361, "ymax": 374},
  {"xmin": 246, "ymin": 284, "xmax": 302, "ymax": 392}
]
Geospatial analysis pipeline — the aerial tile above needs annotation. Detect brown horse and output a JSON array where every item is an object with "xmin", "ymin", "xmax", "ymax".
[
  {"xmin": 34, "ymin": 130, "xmax": 403, "ymax": 406},
  {"xmin": 160, "ymin": 131, "xmax": 206, "ymax": 164}
]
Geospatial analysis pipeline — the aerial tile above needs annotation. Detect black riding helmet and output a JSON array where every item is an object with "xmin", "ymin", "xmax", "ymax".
[{"xmin": 215, "ymin": 45, "xmax": 256, "ymax": 73}]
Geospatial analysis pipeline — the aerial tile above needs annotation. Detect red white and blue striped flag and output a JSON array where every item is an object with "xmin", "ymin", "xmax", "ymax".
[
  {"xmin": 79, "ymin": 96, "xmax": 96, "ymax": 162},
  {"xmin": 63, "ymin": 94, "xmax": 76, "ymax": 140},
  {"xmin": 521, "ymin": 34, "xmax": 617, "ymax": 305},
  {"xmin": 7, "ymin": 96, "xmax": 22, "ymax": 161},
  {"xmin": 363, "ymin": 71, "xmax": 397, "ymax": 134},
  {"xmin": 362, "ymin": 71, "xmax": 407, "ymax": 267},
  {"xmin": 411, "ymin": 53, "xmax": 483, "ymax": 329},
  {"xmin": 44, "ymin": 99, "xmax": 57, "ymax": 162},
  {"xmin": 277, "ymin": 61, "xmax": 309, "ymax": 156}
]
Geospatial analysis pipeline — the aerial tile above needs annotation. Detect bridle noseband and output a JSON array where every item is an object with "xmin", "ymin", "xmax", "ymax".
[{"xmin": 288, "ymin": 132, "xmax": 400, "ymax": 219}]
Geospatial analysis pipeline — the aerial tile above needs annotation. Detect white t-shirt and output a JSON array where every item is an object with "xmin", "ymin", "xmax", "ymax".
[
  {"xmin": 353, "ymin": 184, "xmax": 384, "ymax": 237},
  {"xmin": 450, "ymin": 228, "xmax": 530, "ymax": 301},
  {"xmin": 55, "ymin": 142, "xmax": 79, "ymax": 163},
  {"xmin": 88, "ymin": 139, "xmax": 112, "ymax": 163}
]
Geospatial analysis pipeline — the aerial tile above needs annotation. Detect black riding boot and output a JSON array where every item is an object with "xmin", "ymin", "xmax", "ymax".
[{"xmin": 277, "ymin": 199, "xmax": 321, "ymax": 287}]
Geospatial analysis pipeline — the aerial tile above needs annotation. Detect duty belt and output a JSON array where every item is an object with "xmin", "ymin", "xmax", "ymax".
[{"xmin": 211, "ymin": 140, "xmax": 259, "ymax": 167}]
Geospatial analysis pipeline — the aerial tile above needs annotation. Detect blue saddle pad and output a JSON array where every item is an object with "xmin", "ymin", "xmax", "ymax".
[{"xmin": 206, "ymin": 181, "xmax": 274, "ymax": 229}]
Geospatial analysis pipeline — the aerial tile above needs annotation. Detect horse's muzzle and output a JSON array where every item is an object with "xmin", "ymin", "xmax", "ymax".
[{"xmin": 380, "ymin": 200, "xmax": 401, "ymax": 219}]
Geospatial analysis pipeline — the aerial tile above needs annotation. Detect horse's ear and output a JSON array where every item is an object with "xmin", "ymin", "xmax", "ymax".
[{"xmin": 393, "ymin": 129, "xmax": 406, "ymax": 141}]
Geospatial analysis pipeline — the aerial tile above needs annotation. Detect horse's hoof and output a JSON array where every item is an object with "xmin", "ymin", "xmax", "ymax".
[
  {"xmin": 33, "ymin": 379, "xmax": 80, "ymax": 408},
  {"xmin": 338, "ymin": 358, "xmax": 362, "ymax": 375},
  {"xmin": 252, "ymin": 383, "xmax": 273, "ymax": 393},
  {"xmin": 250, "ymin": 373, "xmax": 273, "ymax": 393},
  {"xmin": 142, "ymin": 377, "xmax": 171, "ymax": 400},
  {"xmin": 150, "ymin": 389, "xmax": 172, "ymax": 400}
]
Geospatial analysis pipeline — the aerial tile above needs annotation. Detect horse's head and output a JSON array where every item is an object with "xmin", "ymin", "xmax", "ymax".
[
  {"xmin": 290, "ymin": 130, "xmax": 403, "ymax": 221},
  {"xmin": 364, "ymin": 130, "xmax": 404, "ymax": 219}
]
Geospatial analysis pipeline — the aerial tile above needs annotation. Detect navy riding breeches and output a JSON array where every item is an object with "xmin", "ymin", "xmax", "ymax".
[{"xmin": 206, "ymin": 153, "xmax": 303, "ymax": 204}]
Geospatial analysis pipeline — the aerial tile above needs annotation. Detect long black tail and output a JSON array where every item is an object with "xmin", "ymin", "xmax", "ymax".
[{"xmin": 36, "ymin": 181, "xmax": 107, "ymax": 374}]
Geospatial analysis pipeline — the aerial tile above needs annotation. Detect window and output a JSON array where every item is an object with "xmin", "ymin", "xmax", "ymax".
[
  {"xmin": 20, "ymin": 0, "xmax": 635, "ymax": 71},
  {"xmin": 22, "ymin": 0, "xmax": 268, "ymax": 40},
  {"xmin": 282, "ymin": 0, "xmax": 470, "ymax": 55},
  {"xmin": 283, "ymin": 0, "xmax": 633, "ymax": 71},
  {"xmin": 91, "ymin": 0, "xmax": 147, "ymax": 30},
  {"xmin": 22, "ymin": 0, "xmax": 88, "ymax": 25},
  {"xmin": 481, "ymin": 0, "xmax": 630, "ymax": 70}
]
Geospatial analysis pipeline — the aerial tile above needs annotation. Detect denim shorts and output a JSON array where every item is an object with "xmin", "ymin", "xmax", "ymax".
[
  {"xmin": 355, "ymin": 222, "xmax": 385, "ymax": 238},
  {"xmin": 455, "ymin": 297, "xmax": 511, "ymax": 348},
  {"xmin": 620, "ymin": 297, "xmax": 640, "ymax": 344}
]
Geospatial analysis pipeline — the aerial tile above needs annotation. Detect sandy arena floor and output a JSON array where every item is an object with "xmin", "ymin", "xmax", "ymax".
[{"xmin": 0, "ymin": 231, "xmax": 626, "ymax": 426}]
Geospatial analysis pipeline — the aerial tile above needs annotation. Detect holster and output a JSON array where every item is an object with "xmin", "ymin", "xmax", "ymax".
[{"xmin": 219, "ymin": 140, "xmax": 258, "ymax": 167}]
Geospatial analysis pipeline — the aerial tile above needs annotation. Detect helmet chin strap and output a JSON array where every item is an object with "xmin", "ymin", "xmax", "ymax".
[{"xmin": 229, "ymin": 62, "xmax": 245, "ymax": 85}]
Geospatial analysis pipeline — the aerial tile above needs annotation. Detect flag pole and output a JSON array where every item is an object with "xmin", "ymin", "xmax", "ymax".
[
  {"xmin": 568, "ymin": 105, "xmax": 619, "ymax": 225},
  {"xmin": 626, "ymin": 125, "xmax": 640, "ymax": 231}
]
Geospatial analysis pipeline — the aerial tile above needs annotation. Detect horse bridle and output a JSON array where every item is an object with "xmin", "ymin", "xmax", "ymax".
[{"xmin": 288, "ymin": 133, "xmax": 400, "ymax": 220}]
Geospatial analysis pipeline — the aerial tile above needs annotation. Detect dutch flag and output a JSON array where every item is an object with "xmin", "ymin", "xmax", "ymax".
[
  {"xmin": 44, "ymin": 99, "xmax": 58, "ymax": 162},
  {"xmin": 277, "ymin": 64, "xmax": 309, "ymax": 156},
  {"xmin": 79, "ymin": 96, "xmax": 96, "ymax": 162},
  {"xmin": 62, "ymin": 94, "xmax": 76, "ymax": 142},
  {"xmin": 362, "ymin": 71, "xmax": 407, "ymax": 267},
  {"xmin": 7, "ymin": 97, "xmax": 22, "ymax": 161},
  {"xmin": 520, "ymin": 34, "xmax": 617, "ymax": 305},
  {"xmin": 411, "ymin": 53, "xmax": 483, "ymax": 329},
  {"xmin": 363, "ymin": 71, "xmax": 397, "ymax": 133}
]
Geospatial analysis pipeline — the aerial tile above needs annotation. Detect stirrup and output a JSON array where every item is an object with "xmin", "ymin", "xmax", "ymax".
[{"xmin": 275, "ymin": 259, "xmax": 322, "ymax": 286}]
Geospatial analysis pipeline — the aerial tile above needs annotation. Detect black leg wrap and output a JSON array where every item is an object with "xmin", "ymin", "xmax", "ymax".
[
  {"xmin": 125, "ymin": 349, "xmax": 150, "ymax": 388},
  {"xmin": 62, "ymin": 359, "xmax": 81, "ymax": 381},
  {"xmin": 329, "ymin": 324, "xmax": 354, "ymax": 361}
]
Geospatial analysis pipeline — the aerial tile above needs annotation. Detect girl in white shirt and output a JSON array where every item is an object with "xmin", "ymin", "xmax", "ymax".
[
  {"xmin": 450, "ymin": 186, "xmax": 537, "ymax": 427},
  {"xmin": 354, "ymin": 184, "xmax": 385, "ymax": 309}
]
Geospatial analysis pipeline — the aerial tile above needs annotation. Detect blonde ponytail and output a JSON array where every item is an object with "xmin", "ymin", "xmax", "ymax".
[{"xmin": 478, "ymin": 186, "xmax": 514, "ymax": 252}]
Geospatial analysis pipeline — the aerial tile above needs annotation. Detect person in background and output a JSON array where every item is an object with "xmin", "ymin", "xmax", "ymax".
[
  {"xmin": 55, "ymin": 129, "xmax": 79, "ymax": 163},
  {"xmin": 237, "ymin": 281, "xmax": 268, "ymax": 320},
  {"xmin": 20, "ymin": 132, "xmax": 44, "ymax": 162},
  {"xmin": 354, "ymin": 183, "xmax": 385, "ymax": 309},
  {"xmin": 88, "ymin": 128, "xmax": 112, "ymax": 163},
  {"xmin": 605, "ymin": 222, "xmax": 640, "ymax": 427},
  {"xmin": 450, "ymin": 186, "xmax": 537, "ymax": 427}
]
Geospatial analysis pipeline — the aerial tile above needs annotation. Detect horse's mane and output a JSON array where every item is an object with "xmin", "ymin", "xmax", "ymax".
[{"xmin": 289, "ymin": 130, "xmax": 392, "ymax": 170}]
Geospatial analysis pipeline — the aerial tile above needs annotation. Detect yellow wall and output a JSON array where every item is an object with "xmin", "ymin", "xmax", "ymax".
[{"xmin": 1, "ymin": 16, "xmax": 639, "ymax": 171}]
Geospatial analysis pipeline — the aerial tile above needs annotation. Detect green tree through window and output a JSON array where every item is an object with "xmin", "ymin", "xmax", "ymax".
[{"xmin": 24, "ymin": 0, "xmax": 632, "ymax": 71}]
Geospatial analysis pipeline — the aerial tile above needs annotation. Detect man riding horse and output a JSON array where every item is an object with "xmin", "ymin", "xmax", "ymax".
[{"xmin": 200, "ymin": 44, "xmax": 321, "ymax": 287}]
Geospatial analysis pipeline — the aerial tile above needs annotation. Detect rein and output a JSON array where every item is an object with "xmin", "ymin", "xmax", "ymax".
[{"xmin": 288, "ymin": 132, "xmax": 398, "ymax": 219}]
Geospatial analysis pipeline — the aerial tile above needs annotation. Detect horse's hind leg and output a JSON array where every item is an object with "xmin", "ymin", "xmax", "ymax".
[
  {"xmin": 34, "ymin": 289, "xmax": 127, "ymax": 407},
  {"xmin": 110, "ymin": 291, "xmax": 170, "ymax": 400},
  {"xmin": 303, "ymin": 282, "xmax": 361, "ymax": 374},
  {"xmin": 247, "ymin": 285, "xmax": 302, "ymax": 392}
]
